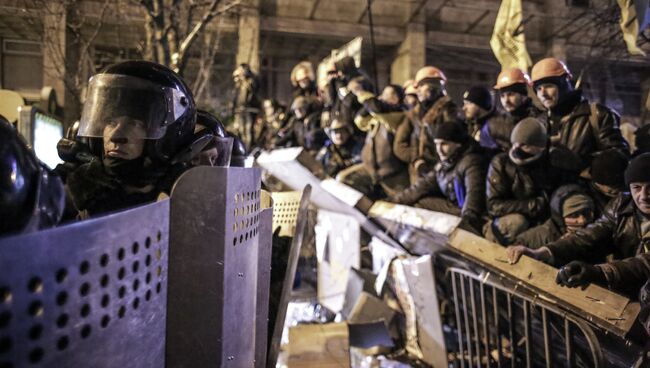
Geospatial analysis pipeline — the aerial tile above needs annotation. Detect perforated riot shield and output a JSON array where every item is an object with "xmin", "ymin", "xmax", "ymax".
[
  {"xmin": 255, "ymin": 194, "xmax": 273, "ymax": 368},
  {"xmin": 167, "ymin": 166, "xmax": 263, "ymax": 367},
  {"xmin": 267, "ymin": 187, "xmax": 311, "ymax": 368},
  {"xmin": 0, "ymin": 200, "xmax": 170, "ymax": 368}
]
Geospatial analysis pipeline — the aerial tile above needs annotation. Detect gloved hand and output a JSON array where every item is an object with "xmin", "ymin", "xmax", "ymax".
[{"xmin": 555, "ymin": 261, "xmax": 605, "ymax": 289}]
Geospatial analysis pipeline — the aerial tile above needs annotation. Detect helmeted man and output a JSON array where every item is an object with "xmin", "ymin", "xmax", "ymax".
[
  {"xmin": 192, "ymin": 110, "xmax": 228, "ymax": 167},
  {"xmin": 316, "ymin": 118, "xmax": 363, "ymax": 177},
  {"xmin": 0, "ymin": 118, "xmax": 64, "ymax": 235},
  {"xmin": 231, "ymin": 63, "xmax": 261, "ymax": 150},
  {"xmin": 66, "ymin": 61, "xmax": 207, "ymax": 219},
  {"xmin": 402, "ymin": 79, "xmax": 419, "ymax": 111},
  {"xmin": 390, "ymin": 121, "xmax": 487, "ymax": 233},
  {"xmin": 507, "ymin": 153, "xmax": 650, "ymax": 288},
  {"xmin": 275, "ymin": 96, "xmax": 326, "ymax": 155},
  {"xmin": 393, "ymin": 66, "xmax": 462, "ymax": 183},
  {"xmin": 491, "ymin": 68, "xmax": 542, "ymax": 151},
  {"xmin": 291, "ymin": 61, "xmax": 318, "ymax": 99},
  {"xmin": 485, "ymin": 118, "xmax": 578, "ymax": 245},
  {"xmin": 531, "ymin": 57, "xmax": 628, "ymax": 173},
  {"xmin": 255, "ymin": 99, "xmax": 286, "ymax": 151},
  {"xmin": 328, "ymin": 56, "xmax": 373, "ymax": 133}
]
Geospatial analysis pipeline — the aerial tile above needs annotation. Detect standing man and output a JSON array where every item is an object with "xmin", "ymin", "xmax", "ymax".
[{"xmin": 231, "ymin": 63, "xmax": 260, "ymax": 150}]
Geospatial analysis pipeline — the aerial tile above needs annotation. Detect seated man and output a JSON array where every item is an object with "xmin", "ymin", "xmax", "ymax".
[
  {"xmin": 588, "ymin": 149, "xmax": 628, "ymax": 216},
  {"xmin": 275, "ymin": 96, "xmax": 326, "ymax": 155},
  {"xmin": 485, "ymin": 118, "xmax": 577, "ymax": 245},
  {"xmin": 66, "ymin": 61, "xmax": 206, "ymax": 219},
  {"xmin": 515, "ymin": 184, "xmax": 595, "ymax": 249},
  {"xmin": 337, "ymin": 84, "xmax": 409, "ymax": 199},
  {"xmin": 507, "ymin": 153, "xmax": 650, "ymax": 270},
  {"xmin": 316, "ymin": 118, "xmax": 363, "ymax": 177},
  {"xmin": 390, "ymin": 121, "xmax": 486, "ymax": 233},
  {"xmin": 462, "ymin": 85, "xmax": 500, "ymax": 155}
]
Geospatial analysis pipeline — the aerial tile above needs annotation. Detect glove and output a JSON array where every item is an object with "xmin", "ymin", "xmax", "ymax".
[{"xmin": 555, "ymin": 261, "xmax": 605, "ymax": 289}]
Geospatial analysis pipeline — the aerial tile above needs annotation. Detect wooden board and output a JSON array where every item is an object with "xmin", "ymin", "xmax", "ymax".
[
  {"xmin": 448, "ymin": 229, "xmax": 640, "ymax": 337},
  {"xmin": 287, "ymin": 323, "xmax": 350, "ymax": 368}
]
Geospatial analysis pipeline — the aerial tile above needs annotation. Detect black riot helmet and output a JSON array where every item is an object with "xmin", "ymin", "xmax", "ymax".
[
  {"xmin": 196, "ymin": 110, "xmax": 226, "ymax": 138},
  {"xmin": 229, "ymin": 133, "xmax": 247, "ymax": 167},
  {"xmin": 78, "ymin": 60, "xmax": 197, "ymax": 164},
  {"xmin": 0, "ymin": 119, "xmax": 64, "ymax": 235}
]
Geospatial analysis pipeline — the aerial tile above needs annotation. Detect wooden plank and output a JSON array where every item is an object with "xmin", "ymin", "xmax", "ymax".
[
  {"xmin": 447, "ymin": 229, "xmax": 640, "ymax": 336},
  {"xmin": 287, "ymin": 323, "xmax": 350, "ymax": 368}
]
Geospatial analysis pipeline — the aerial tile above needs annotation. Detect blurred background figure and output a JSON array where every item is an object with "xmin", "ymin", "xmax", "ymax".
[{"xmin": 230, "ymin": 63, "xmax": 261, "ymax": 151}]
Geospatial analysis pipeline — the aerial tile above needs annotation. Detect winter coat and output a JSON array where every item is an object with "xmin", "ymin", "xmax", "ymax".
[
  {"xmin": 546, "ymin": 193, "xmax": 645, "ymax": 267},
  {"xmin": 276, "ymin": 110, "xmax": 326, "ymax": 152},
  {"xmin": 486, "ymin": 150, "xmax": 578, "ymax": 223},
  {"xmin": 316, "ymin": 137, "xmax": 364, "ymax": 177},
  {"xmin": 393, "ymin": 96, "xmax": 461, "ymax": 181},
  {"xmin": 488, "ymin": 100, "xmax": 543, "ymax": 153},
  {"xmin": 545, "ymin": 90, "xmax": 629, "ymax": 171},
  {"xmin": 515, "ymin": 184, "xmax": 591, "ymax": 249},
  {"xmin": 354, "ymin": 93, "xmax": 407, "ymax": 181},
  {"xmin": 391, "ymin": 142, "xmax": 487, "ymax": 226}
]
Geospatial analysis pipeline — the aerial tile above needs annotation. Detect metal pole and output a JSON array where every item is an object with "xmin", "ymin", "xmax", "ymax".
[{"xmin": 366, "ymin": 0, "xmax": 379, "ymax": 91}]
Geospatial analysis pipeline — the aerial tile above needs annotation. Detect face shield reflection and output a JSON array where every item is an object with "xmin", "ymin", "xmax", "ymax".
[{"xmin": 78, "ymin": 74, "xmax": 179, "ymax": 140}]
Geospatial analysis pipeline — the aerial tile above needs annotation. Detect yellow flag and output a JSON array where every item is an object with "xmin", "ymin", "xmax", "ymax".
[
  {"xmin": 617, "ymin": 0, "xmax": 647, "ymax": 56},
  {"xmin": 490, "ymin": 0, "xmax": 533, "ymax": 72}
]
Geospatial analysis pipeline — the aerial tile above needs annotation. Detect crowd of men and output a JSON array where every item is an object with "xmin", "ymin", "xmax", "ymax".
[{"xmin": 2, "ymin": 56, "xmax": 650, "ymax": 333}]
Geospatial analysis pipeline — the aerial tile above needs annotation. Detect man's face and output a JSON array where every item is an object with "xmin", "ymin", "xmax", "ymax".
[
  {"xmin": 380, "ymin": 86, "xmax": 400, "ymax": 106},
  {"xmin": 631, "ymin": 182, "xmax": 650, "ymax": 215},
  {"xmin": 298, "ymin": 78, "xmax": 311, "ymax": 90},
  {"xmin": 405, "ymin": 95, "xmax": 418, "ymax": 109},
  {"xmin": 536, "ymin": 83, "xmax": 560, "ymax": 109},
  {"xmin": 434, "ymin": 139, "xmax": 461, "ymax": 161},
  {"xmin": 500, "ymin": 91, "xmax": 527, "ymax": 113},
  {"xmin": 462, "ymin": 100, "xmax": 481, "ymax": 119},
  {"xmin": 191, "ymin": 147, "xmax": 219, "ymax": 167},
  {"xmin": 330, "ymin": 127, "xmax": 351, "ymax": 146},
  {"xmin": 417, "ymin": 83, "xmax": 438, "ymax": 104},
  {"xmin": 103, "ymin": 116, "xmax": 146, "ymax": 160},
  {"xmin": 564, "ymin": 210, "xmax": 593, "ymax": 233},
  {"xmin": 264, "ymin": 104, "xmax": 276, "ymax": 119},
  {"xmin": 293, "ymin": 106, "xmax": 308, "ymax": 120}
]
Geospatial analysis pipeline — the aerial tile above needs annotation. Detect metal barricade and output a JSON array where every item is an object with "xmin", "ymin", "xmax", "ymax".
[
  {"xmin": 447, "ymin": 267, "xmax": 605, "ymax": 368},
  {"xmin": 267, "ymin": 187, "xmax": 312, "ymax": 368},
  {"xmin": 0, "ymin": 200, "xmax": 170, "ymax": 368},
  {"xmin": 166, "ymin": 166, "xmax": 266, "ymax": 367}
]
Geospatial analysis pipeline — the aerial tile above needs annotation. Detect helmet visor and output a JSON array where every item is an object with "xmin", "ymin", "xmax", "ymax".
[{"xmin": 78, "ymin": 74, "xmax": 184, "ymax": 140}]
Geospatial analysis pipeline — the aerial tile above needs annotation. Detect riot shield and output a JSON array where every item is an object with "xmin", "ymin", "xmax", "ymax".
[
  {"xmin": 166, "ymin": 166, "xmax": 263, "ymax": 367},
  {"xmin": 255, "ymin": 193, "xmax": 273, "ymax": 368},
  {"xmin": 0, "ymin": 200, "xmax": 169, "ymax": 368},
  {"xmin": 266, "ymin": 186, "xmax": 312, "ymax": 368}
]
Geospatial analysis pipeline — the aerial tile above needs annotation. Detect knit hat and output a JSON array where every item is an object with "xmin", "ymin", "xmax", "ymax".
[
  {"xmin": 463, "ymin": 86, "xmax": 493, "ymax": 111},
  {"xmin": 625, "ymin": 153, "xmax": 650, "ymax": 186},
  {"xmin": 433, "ymin": 122, "xmax": 468, "ymax": 144},
  {"xmin": 591, "ymin": 150, "xmax": 628, "ymax": 189},
  {"xmin": 562, "ymin": 194, "xmax": 594, "ymax": 217},
  {"xmin": 510, "ymin": 118, "xmax": 547, "ymax": 148}
]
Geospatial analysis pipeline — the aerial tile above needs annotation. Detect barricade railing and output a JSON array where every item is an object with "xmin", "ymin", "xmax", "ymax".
[{"xmin": 447, "ymin": 266, "xmax": 605, "ymax": 368}]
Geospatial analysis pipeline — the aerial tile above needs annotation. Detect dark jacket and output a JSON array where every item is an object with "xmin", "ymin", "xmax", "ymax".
[
  {"xmin": 486, "ymin": 150, "xmax": 577, "ymax": 223},
  {"xmin": 489, "ymin": 100, "xmax": 543, "ymax": 153},
  {"xmin": 355, "ymin": 93, "xmax": 407, "ymax": 181},
  {"xmin": 516, "ymin": 184, "xmax": 591, "ymax": 249},
  {"xmin": 391, "ymin": 142, "xmax": 487, "ymax": 227},
  {"xmin": 546, "ymin": 90, "xmax": 629, "ymax": 171},
  {"xmin": 546, "ymin": 193, "xmax": 644, "ymax": 267},
  {"xmin": 276, "ymin": 110, "xmax": 326, "ymax": 153},
  {"xmin": 316, "ymin": 137, "xmax": 363, "ymax": 177},
  {"xmin": 598, "ymin": 253, "xmax": 650, "ymax": 298},
  {"xmin": 393, "ymin": 96, "xmax": 461, "ymax": 181},
  {"xmin": 467, "ymin": 109, "xmax": 504, "ymax": 158}
]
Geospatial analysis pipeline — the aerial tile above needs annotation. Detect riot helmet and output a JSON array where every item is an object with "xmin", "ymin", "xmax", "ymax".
[
  {"xmin": 0, "ymin": 119, "xmax": 64, "ymax": 235},
  {"xmin": 78, "ymin": 61, "xmax": 197, "ymax": 164}
]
